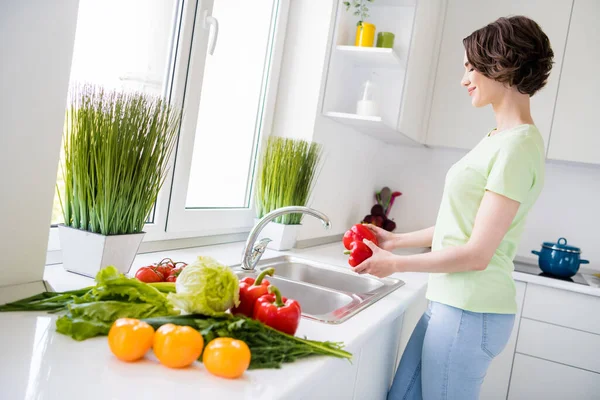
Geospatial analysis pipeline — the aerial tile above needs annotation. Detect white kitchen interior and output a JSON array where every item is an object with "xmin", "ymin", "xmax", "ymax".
[{"xmin": 1, "ymin": 1, "xmax": 599, "ymax": 400}]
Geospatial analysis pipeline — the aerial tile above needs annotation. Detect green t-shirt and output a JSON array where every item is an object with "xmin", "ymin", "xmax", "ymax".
[{"xmin": 426, "ymin": 124, "xmax": 545, "ymax": 314}]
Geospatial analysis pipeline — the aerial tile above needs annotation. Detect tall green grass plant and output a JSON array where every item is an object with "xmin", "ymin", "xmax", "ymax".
[
  {"xmin": 255, "ymin": 137, "xmax": 323, "ymax": 225},
  {"xmin": 59, "ymin": 85, "xmax": 180, "ymax": 235}
]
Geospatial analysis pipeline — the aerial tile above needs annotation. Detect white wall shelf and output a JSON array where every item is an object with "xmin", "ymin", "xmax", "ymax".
[
  {"xmin": 336, "ymin": 45, "xmax": 404, "ymax": 68},
  {"xmin": 322, "ymin": 0, "xmax": 445, "ymax": 146},
  {"xmin": 324, "ymin": 111, "xmax": 419, "ymax": 146}
]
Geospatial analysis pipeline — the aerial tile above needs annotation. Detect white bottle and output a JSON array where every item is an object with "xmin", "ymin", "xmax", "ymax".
[{"xmin": 356, "ymin": 77, "xmax": 379, "ymax": 117}]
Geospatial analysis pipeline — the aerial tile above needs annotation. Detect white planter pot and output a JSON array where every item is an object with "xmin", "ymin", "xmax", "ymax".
[
  {"xmin": 58, "ymin": 225, "xmax": 145, "ymax": 278},
  {"xmin": 254, "ymin": 219, "xmax": 301, "ymax": 251}
]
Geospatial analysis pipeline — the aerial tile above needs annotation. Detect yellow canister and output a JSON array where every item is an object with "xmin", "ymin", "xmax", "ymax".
[{"xmin": 355, "ymin": 22, "xmax": 376, "ymax": 47}]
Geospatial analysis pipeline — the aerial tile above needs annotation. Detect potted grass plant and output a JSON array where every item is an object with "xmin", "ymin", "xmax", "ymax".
[
  {"xmin": 57, "ymin": 85, "xmax": 180, "ymax": 277},
  {"xmin": 254, "ymin": 136, "xmax": 323, "ymax": 250}
]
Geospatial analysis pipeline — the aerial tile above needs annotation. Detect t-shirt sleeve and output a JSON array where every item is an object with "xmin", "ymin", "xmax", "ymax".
[{"xmin": 485, "ymin": 141, "xmax": 535, "ymax": 203}]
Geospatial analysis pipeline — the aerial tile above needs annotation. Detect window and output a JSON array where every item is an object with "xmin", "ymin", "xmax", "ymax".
[
  {"xmin": 49, "ymin": 0, "xmax": 288, "ymax": 250},
  {"xmin": 50, "ymin": 0, "xmax": 179, "ymax": 225},
  {"xmin": 166, "ymin": 0, "xmax": 283, "ymax": 234}
]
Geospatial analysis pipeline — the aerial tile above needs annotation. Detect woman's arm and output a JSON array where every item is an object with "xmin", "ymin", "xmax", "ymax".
[
  {"xmin": 366, "ymin": 225, "xmax": 435, "ymax": 250},
  {"xmin": 395, "ymin": 226, "xmax": 435, "ymax": 249},
  {"xmin": 354, "ymin": 190, "xmax": 520, "ymax": 277}
]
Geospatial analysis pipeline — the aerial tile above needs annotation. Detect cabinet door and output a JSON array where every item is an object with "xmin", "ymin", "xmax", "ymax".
[
  {"xmin": 547, "ymin": 0, "xmax": 600, "ymax": 164},
  {"xmin": 479, "ymin": 281, "xmax": 526, "ymax": 400},
  {"xmin": 426, "ymin": 0, "xmax": 572, "ymax": 150},
  {"xmin": 508, "ymin": 354, "xmax": 600, "ymax": 400}
]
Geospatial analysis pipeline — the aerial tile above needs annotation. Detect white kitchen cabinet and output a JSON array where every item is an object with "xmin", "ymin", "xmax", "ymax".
[
  {"xmin": 305, "ymin": 314, "xmax": 404, "ymax": 400},
  {"xmin": 426, "ymin": 0, "xmax": 572, "ymax": 150},
  {"xmin": 322, "ymin": 0, "xmax": 445, "ymax": 145},
  {"xmin": 353, "ymin": 316, "xmax": 404, "ymax": 400},
  {"xmin": 517, "ymin": 318, "xmax": 600, "ymax": 374},
  {"xmin": 480, "ymin": 280, "xmax": 526, "ymax": 400},
  {"xmin": 508, "ymin": 353, "xmax": 600, "ymax": 400},
  {"xmin": 522, "ymin": 283, "xmax": 600, "ymax": 335},
  {"xmin": 547, "ymin": 0, "xmax": 600, "ymax": 164}
]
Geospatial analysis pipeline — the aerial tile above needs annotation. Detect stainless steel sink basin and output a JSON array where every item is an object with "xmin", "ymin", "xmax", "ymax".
[
  {"xmin": 257, "ymin": 257, "xmax": 384, "ymax": 293},
  {"xmin": 232, "ymin": 255, "xmax": 404, "ymax": 324}
]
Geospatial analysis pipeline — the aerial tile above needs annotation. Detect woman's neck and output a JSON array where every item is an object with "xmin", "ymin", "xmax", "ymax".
[{"xmin": 492, "ymin": 89, "xmax": 534, "ymax": 133}]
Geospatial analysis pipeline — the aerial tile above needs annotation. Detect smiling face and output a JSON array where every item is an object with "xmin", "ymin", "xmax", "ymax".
[{"xmin": 461, "ymin": 53, "xmax": 506, "ymax": 108}]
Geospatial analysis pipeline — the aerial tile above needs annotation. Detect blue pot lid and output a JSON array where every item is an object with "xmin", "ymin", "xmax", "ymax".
[{"xmin": 542, "ymin": 237, "xmax": 581, "ymax": 254}]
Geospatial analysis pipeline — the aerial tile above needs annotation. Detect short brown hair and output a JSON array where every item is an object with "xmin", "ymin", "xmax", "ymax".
[{"xmin": 463, "ymin": 16, "xmax": 554, "ymax": 96}]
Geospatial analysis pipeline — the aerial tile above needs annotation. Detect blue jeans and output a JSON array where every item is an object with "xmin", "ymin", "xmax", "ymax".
[{"xmin": 388, "ymin": 301, "xmax": 515, "ymax": 400}]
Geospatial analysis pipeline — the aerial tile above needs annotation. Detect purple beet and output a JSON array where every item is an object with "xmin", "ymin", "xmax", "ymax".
[
  {"xmin": 362, "ymin": 215, "xmax": 373, "ymax": 224},
  {"xmin": 383, "ymin": 219, "xmax": 396, "ymax": 232},
  {"xmin": 371, "ymin": 204, "xmax": 385, "ymax": 216}
]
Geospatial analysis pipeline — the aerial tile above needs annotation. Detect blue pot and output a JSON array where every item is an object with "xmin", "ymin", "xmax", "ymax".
[{"xmin": 531, "ymin": 237, "xmax": 589, "ymax": 278}]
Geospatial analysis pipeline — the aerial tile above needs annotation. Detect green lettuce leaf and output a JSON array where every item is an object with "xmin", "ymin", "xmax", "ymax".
[
  {"xmin": 76, "ymin": 266, "xmax": 175, "ymax": 316},
  {"xmin": 56, "ymin": 315, "xmax": 112, "ymax": 341},
  {"xmin": 54, "ymin": 266, "xmax": 180, "ymax": 341},
  {"xmin": 68, "ymin": 301, "xmax": 161, "ymax": 322}
]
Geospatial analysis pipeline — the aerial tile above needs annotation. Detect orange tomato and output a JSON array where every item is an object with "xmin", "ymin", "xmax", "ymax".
[
  {"xmin": 153, "ymin": 324, "xmax": 204, "ymax": 368},
  {"xmin": 202, "ymin": 338, "xmax": 251, "ymax": 379},
  {"xmin": 108, "ymin": 318, "xmax": 155, "ymax": 362}
]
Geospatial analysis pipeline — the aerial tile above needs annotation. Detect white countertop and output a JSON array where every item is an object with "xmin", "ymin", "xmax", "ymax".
[
  {"xmin": 0, "ymin": 242, "xmax": 429, "ymax": 400},
  {"xmin": 2, "ymin": 242, "xmax": 599, "ymax": 400}
]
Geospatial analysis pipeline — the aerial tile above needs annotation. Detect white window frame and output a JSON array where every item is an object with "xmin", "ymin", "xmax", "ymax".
[{"xmin": 47, "ymin": 0, "xmax": 290, "ymax": 258}]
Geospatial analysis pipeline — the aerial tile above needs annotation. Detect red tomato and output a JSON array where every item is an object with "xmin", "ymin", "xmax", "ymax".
[
  {"xmin": 135, "ymin": 266, "xmax": 164, "ymax": 283},
  {"xmin": 165, "ymin": 267, "xmax": 183, "ymax": 282},
  {"xmin": 155, "ymin": 264, "xmax": 173, "ymax": 279}
]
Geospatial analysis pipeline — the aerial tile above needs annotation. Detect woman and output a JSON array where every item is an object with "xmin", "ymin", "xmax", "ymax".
[{"xmin": 354, "ymin": 16, "xmax": 554, "ymax": 400}]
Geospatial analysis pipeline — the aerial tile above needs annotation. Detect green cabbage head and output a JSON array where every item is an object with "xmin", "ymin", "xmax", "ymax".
[{"xmin": 167, "ymin": 256, "xmax": 240, "ymax": 316}]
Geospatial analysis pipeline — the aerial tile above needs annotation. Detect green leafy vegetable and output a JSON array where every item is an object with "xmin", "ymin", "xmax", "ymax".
[
  {"xmin": 68, "ymin": 301, "xmax": 162, "ymax": 321},
  {"xmin": 167, "ymin": 256, "xmax": 240, "ymax": 316},
  {"xmin": 0, "ymin": 288, "xmax": 91, "ymax": 312},
  {"xmin": 0, "ymin": 266, "xmax": 179, "ymax": 341},
  {"xmin": 142, "ymin": 314, "xmax": 352, "ymax": 369},
  {"xmin": 0, "ymin": 279, "xmax": 175, "ymax": 313},
  {"xmin": 77, "ymin": 266, "xmax": 174, "ymax": 316},
  {"xmin": 56, "ymin": 315, "xmax": 113, "ymax": 341}
]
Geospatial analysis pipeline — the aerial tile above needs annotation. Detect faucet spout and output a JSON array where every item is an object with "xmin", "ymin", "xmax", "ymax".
[{"xmin": 241, "ymin": 206, "xmax": 331, "ymax": 271}]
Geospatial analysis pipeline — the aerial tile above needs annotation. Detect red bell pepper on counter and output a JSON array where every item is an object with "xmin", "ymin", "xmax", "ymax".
[
  {"xmin": 231, "ymin": 268, "xmax": 275, "ymax": 317},
  {"xmin": 343, "ymin": 224, "xmax": 378, "ymax": 250},
  {"xmin": 343, "ymin": 224, "xmax": 378, "ymax": 267},
  {"xmin": 253, "ymin": 285, "xmax": 301, "ymax": 335}
]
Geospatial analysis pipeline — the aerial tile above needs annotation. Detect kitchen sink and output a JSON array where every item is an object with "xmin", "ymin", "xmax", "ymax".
[
  {"xmin": 257, "ymin": 257, "xmax": 384, "ymax": 293},
  {"xmin": 232, "ymin": 255, "xmax": 405, "ymax": 324}
]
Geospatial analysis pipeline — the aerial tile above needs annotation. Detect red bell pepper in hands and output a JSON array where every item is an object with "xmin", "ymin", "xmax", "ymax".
[
  {"xmin": 253, "ymin": 285, "xmax": 301, "ymax": 335},
  {"xmin": 231, "ymin": 268, "xmax": 275, "ymax": 317},
  {"xmin": 343, "ymin": 224, "xmax": 378, "ymax": 250},
  {"xmin": 343, "ymin": 224, "xmax": 378, "ymax": 267},
  {"xmin": 345, "ymin": 241, "xmax": 373, "ymax": 267}
]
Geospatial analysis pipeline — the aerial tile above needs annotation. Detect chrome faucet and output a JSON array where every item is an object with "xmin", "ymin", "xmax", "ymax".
[{"xmin": 241, "ymin": 206, "xmax": 332, "ymax": 271}]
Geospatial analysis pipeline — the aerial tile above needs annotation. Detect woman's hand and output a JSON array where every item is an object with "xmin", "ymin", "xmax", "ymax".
[
  {"xmin": 364, "ymin": 224, "xmax": 398, "ymax": 251},
  {"xmin": 353, "ymin": 239, "xmax": 400, "ymax": 278}
]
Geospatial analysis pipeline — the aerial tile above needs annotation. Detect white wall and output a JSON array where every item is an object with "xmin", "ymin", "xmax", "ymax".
[
  {"xmin": 271, "ymin": 0, "xmax": 386, "ymax": 241},
  {"xmin": 298, "ymin": 116, "xmax": 384, "ymax": 240},
  {"xmin": 271, "ymin": 0, "xmax": 336, "ymax": 142},
  {"xmin": 0, "ymin": 0, "xmax": 79, "ymax": 287},
  {"xmin": 381, "ymin": 144, "xmax": 600, "ymax": 269}
]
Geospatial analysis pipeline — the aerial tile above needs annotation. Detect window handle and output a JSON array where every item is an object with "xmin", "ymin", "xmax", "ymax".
[{"xmin": 203, "ymin": 9, "xmax": 219, "ymax": 55}]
